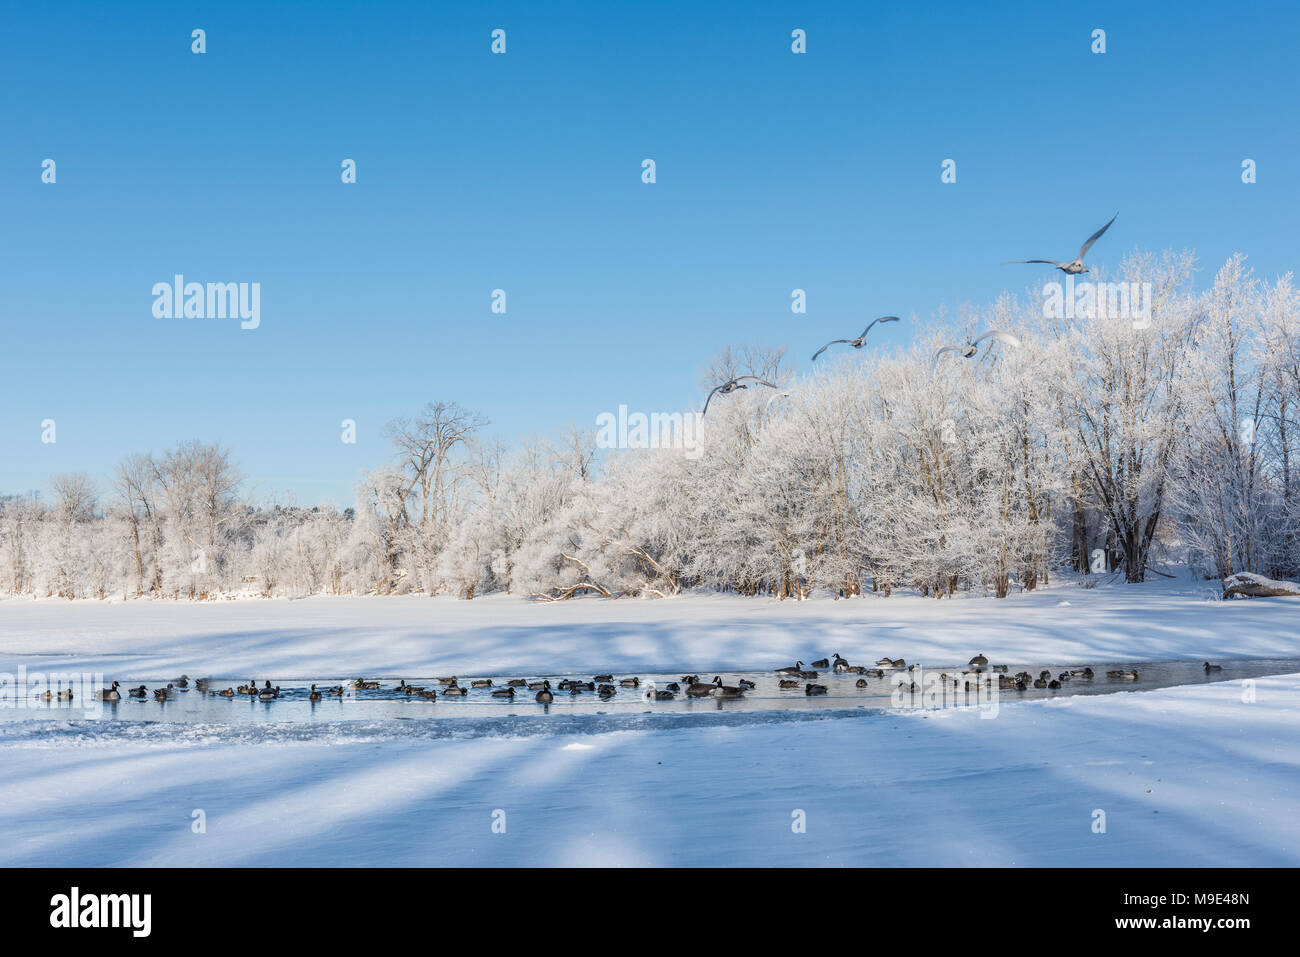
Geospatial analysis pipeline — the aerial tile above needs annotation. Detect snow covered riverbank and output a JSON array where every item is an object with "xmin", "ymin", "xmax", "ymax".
[{"xmin": 1, "ymin": 673, "xmax": 1296, "ymax": 867}]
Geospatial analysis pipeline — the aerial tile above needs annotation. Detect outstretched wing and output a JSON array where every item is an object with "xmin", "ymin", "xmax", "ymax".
[
  {"xmin": 702, "ymin": 384, "xmax": 725, "ymax": 417},
  {"xmin": 972, "ymin": 329, "xmax": 1023, "ymax": 349},
  {"xmin": 1002, "ymin": 259, "xmax": 1062, "ymax": 266},
  {"xmin": 934, "ymin": 346, "xmax": 961, "ymax": 363},
  {"xmin": 812, "ymin": 339, "xmax": 849, "ymax": 361},
  {"xmin": 863, "ymin": 316, "xmax": 901, "ymax": 338},
  {"xmin": 734, "ymin": 376, "xmax": 778, "ymax": 389},
  {"xmin": 1078, "ymin": 213, "xmax": 1117, "ymax": 260}
]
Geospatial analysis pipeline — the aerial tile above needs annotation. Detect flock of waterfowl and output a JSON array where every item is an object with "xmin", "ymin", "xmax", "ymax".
[{"xmin": 79, "ymin": 658, "xmax": 1229, "ymax": 704}]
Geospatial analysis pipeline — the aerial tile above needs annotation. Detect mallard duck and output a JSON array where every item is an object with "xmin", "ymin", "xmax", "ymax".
[
  {"xmin": 686, "ymin": 679, "xmax": 715, "ymax": 697},
  {"xmin": 811, "ymin": 658, "xmax": 830, "ymax": 669},
  {"xmin": 991, "ymin": 664, "xmax": 1008, "ymax": 673},
  {"xmin": 173, "ymin": 675, "xmax": 189, "ymax": 689},
  {"xmin": 593, "ymin": 674, "xmax": 613, "ymax": 683},
  {"xmin": 798, "ymin": 669, "xmax": 820, "ymax": 679},
  {"xmin": 155, "ymin": 685, "xmax": 174, "ymax": 700},
  {"xmin": 998, "ymin": 675, "xmax": 1017, "ymax": 689},
  {"xmin": 855, "ymin": 678, "xmax": 869, "ymax": 688},
  {"xmin": 237, "ymin": 682, "xmax": 253, "ymax": 695},
  {"xmin": 1047, "ymin": 679, "xmax": 1061, "ymax": 689},
  {"xmin": 619, "ymin": 677, "xmax": 640, "ymax": 688},
  {"xmin": 327, "ymin": 685, "xmax": 344, "ymax": 697},
  {"xmin": 846, "ymin": 665, "xmax": 867, "ymax": 675},
  {"xmin": 1014, "ymin": 679, "xmax": 1027, "ymax": 691},
  {"xmin": 98, "ymin": 682, "xmax": 121, "ymax": 701},
  {"xmin": 805, "ymin": 683, "xmax": 828, "ymax": 695},
  {"xmin": 57, "ymin": 688, "xmax": 74, "ymax": 701},
  {"xmin": 436, "ymin": 676, "xmax": 459, "ymax": 686},
  {"xmin": 778, "ymin": 679, "xmax": 800, "ymax": 689},
  {"xmin": 128, "ymin": 685, "xmax": 148, "ymax": 698},
  {"xmin": 738, "ymin": 678, "xmax": 756, "ymax": 690},
  {"xmin": 442, "ymin": 685, "xmax": 467, "ymax": 697},
  {"xmin": 1039, "ymin": 670, "xmax": 1052, "ymax": 680},
  {"xmin": 309, "ymin": 684, "xmax": 322, "ymax": 701},
  {"xmin": 568, "ymin": 685, "xmax": 583, "ymax": 695},
  {"xmin": 471, "ymin": 679, "xmax": 493, "ymax": 688},
  {"xmin": 36, "ymin": 689, "xmax": 52, "ymax": 701},
  {"xmin": 891, "ymin": 658, "xmax": 906, "ymax": 669},
  {"xmin": 665, "ymin": 682, "xmax": 680, "ymax": 692},
  {"xmin": 1033, "ymin": 677, "xmax": 1048, "ymax": 689},
  {"xmin": 598, "ymin": 684, "xmax": 616, "ymax": 698},
  {"xmin": 507, "ymin": 679, "xmax": 528, "ymax": 687},
  {"xmin": 1072, "ymin": 667, "xmax": 1094, "ymax": 679},
  {"xmin": 713, "ymin": 677, "xmax": 745, "ymax": 698},
  {"xmin": 1058, "ymin": 672, "xmax": 1072, "ymax": 681},
  {"xmin": 1203, "ymin": 662, "xmax": 1223, "ymax": 673},
  {"xmin": 194, "ymin": 678, "xmax": 209, "ymax": 692},
  {"xmin": 534, "ymin": 680, "xmax": 553, "ymax": 703},
  {"xmin": 866, "ymin": 668, "xmax": 885, "ymax": 678},
  {"xmin": 874, "ymin": 657, "xmax": 894, "ymax": 667},
  {"xmin": 492, "ymin": 686, "xmax": 516, "ymax": 698},
  {"xmin": 217, "ymin": 687, "xmax": 235, "ymax": 697},
  {"xmin": 397, "ymin": 680, "xmax": 425, "ymax": 693},
  {"xmin": 1107, "ymin": 669, "xmax": 1139, "ymax": 681},
  {"xmin": 417, "ymin": 689, "xmax": 438, "ymax": 700},
  {"xmin": 527, "ymin": 681, "xmax": 548, "ymax": 691},
  {"xmin": 774, "ymin": 662, "xmax": 804, "ymax": 676}
]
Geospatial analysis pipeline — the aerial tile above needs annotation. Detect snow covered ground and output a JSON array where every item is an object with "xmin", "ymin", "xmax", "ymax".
[{"xmin": 1, "ymin": 576, "xmax": 1297, "ymax": 867}]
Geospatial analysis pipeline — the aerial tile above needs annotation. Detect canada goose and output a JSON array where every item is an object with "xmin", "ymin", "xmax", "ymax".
[
  {"xmin": 805, "ymin": 683, "xmax": 828, "ymax": 695},
  {"xmin": 811, "ymin": 316, "xmax": 901, "ymax": 361},
  {"xmin": 492, "ymin": 687, "xmax": 516, "ymax": 698},
  {"xmin": 128, "ymin": 685, "xmax": 148, "ymax": 698},
  {"xmin": 811, "ymin": 658, "xmax": 830, "ymax": 669},
  {"xmin": 686, "ymin": 679, "xmax": 715, "ymax": 697},
  {"xmin": 309, "ymin": 684, "xmax": 322, "ymax": 701},
  {"xmin": 738, "ymin": 678, "xmax": 757, "ymax": 690},
  {"xmin": 57, "ymin": 688, "xmax": 74, "ymax": 702},
  {"xmin": 619, "ymin": 677, "xmax": 640, "ymax": 688},
  {"xmin": 442, "ymin": 685, "xmax": 467, "ymax": 696},
  {"xmin": 507, "ymin": 678, "xmax": 528, "ymax": 687},
  {"xmin": 713, "ymin": 677, "xmax": 745, "ymax": 698},
  {"xmin": 217, "ymin": 687, "xmax": 235, "ymax": 697},
  {"xmin": 702, "ymin": 376, "xmax": 779, "ymax": 416},
  {"xmin": 855, "ymin": 678, "xmax": 869, "ymax": 688},
  {"xmin": 593, "ymin": 674, "xmax": 613, "ymax": 683},
  {"xmin": 643, "ymin": 681, "xmax": 673, "ymax": 701},
  {"xmin": 1003, "ymin": 213, "xmax": 1117, "ymax": 275},
  {"xmin": 258, "ymin": 689, "xmax": 277, "ymax": 702},
  {"xmin": 775, "ymin": 662, "xmax": 804, "ymax": 676},
  {"xmin": 969, "ymin": 654, "xmax": 988, "ymax": 668},
  {"xmin": 535, "ymin": 680, "xmax": 554, "ymax": 703},
  {"xmin": 99, "ymin": 682, "xmax": 121, "ymax": 701},
  {"xmin": 681, "ymin": 675, "xmax": 700, "ymax": 684},
  {"xmin": 1107, "ymin": 669, "xmax": 1139, "ymax": 681},
  {"xmin": 471, "ymin": 679, "xmax": 493, "ymax": 688},
  {"xmin": 598, "ymin": 684, "xmax": 616, "ymax": 698},
  {"xmin": 262, "ymin": 681, "xmax": 279, "ymax": 697},
  {"xmin": 934, "ymin": 330, "xmax": 1022, "ymax": 363},
  {"xmin": 779, "ymin": 679, "xmax": 800, "ymax": 689},
  {"xmin": 832, "ymin": 654, "xmax": 851, "ymax": 673},
  {"xmin": 1203, "ymin": 662, "xmax": 1223, "ymax": 673}
]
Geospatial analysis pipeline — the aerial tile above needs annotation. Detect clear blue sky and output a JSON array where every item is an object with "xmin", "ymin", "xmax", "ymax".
[{"xmin": 3, "ymin": 0, "xmax": 1296, "ymax": 506}]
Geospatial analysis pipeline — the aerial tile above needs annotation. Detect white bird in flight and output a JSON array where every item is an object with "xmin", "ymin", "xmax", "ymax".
[
  {"xmin": 702, "ymin": 376, "xmax": 778, "ymax": 416},
  {"xmin": 1003, "ymin": 213, "xmax": 1117, "ymax": 275},
  {"xmin": 934, "ymin": 330, "xmax": 1022, "ymax": 363},
  {"xmin": 811, "ymin": 316, "xmax": 900, "ymax": 361}
]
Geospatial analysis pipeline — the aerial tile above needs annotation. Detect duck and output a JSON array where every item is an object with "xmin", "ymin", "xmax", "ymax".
[
  {"xmin": 397, "ymin": 680, "xmax": 425, "ymax": 694},
  {"xmin": 619, "ymin": 677, "xmax": 640, "ymax": 688},
  {"xmin": 866, "ymin": 668, "xmax": 885, "ymax": 678},
  {"xmin": 738, "ymin": 678, "xmax": 757, "ymax": 690},
  {"xmin": 774, "ymin": 662, "xmax": 804, "ymax": 676},
  {"xmin": 492, "ymin": 687, "xmax": 516, "ymax": 698},
  {"xmin": 874, "ymin": 657, "xmax": 894, "ymax": 667},
  {"xmin": 155, "ymin": 685, "xmax": 174, "ymax": 700},
  {"xmin": 665, "ymin": 682, "xmax": 680, "ymax": 692},
  {"xmin": 1033, "ymin": 677, "xmax": 1048, "ymax": 689},
  {"xmin": 712, "ymin": 677, "xmax": 745, "ymax": 698},
  {"xmin": 891, "ymin": 658, "xmax": 906, "ymax": 669},
  {"xmin": 99, "ymin": 681, "xmax": 121, "ymax": 701},
  {"xmin": 643, "ymin": 681, "xmax": 673, "ymax": 701},
  {"xmin": 237, "ymin": 682, "xmax": 254, "ymax": 695},
  {"xmin": 471, "ymin": 679, "xmax": 493, "ymax": 688},
  {"xmin": 309, "ymin": 684, "xmax": 322, "ymax": 701},
  {"xmin": 173, "ymin": 675, "xmax": 190, "ymax": 689},
  {"xmin": 442, "ymin": 685, "xmax": 467, "ymax": 697},
  {"xmin": 1072, "ymin": 667, "xmax": 1095, "ymax": 679},
  {"xmin": 568, "ymin": 685, "xmax": 583, "ymax": 695},
  {"xmin": 417, "ymin": 689, "xmax": 438, "ymax": 700},
  {"xmin": 507, "ymin": 678, "xmax": 528, "ymax": 687},
  {"xmin": 436, "ymin": 676, "xmax": 459, "ymax": 686},
  {"xmin": 1039, "ymin": 670, "xmax": 1052, "ymax": 680},
  {"xmin": 128, "ymin": 685, "xmax": 148, "ymax": 698},
  {"xmin": 217, "ymin": 687, "xmax": 235, "ymax": 697},
  {"xmin": 686, "ymin": 679, "xmax": 716, "ymax": 697},
  {"xmin": 805, "ymin": 683, "xmax": 828, "ymax": 695},
  {"xmin": 1203, "ymin": 662, "xmax": 1223, "ymax": 673},
  {"xmin": 527, "ymin": 680, "xmax": 548, "ymax": 691},
  {"xmin": 1014, "ymin": 679, "xmax": 1027, "ymax": 691},
  {"xmin": 36, "ymin": 689, "xmax": 52, "ymax": 701},
  {"xmin": 778, "ymin": 679, "xmax": 800, "ymax": 689},
  {"xmin": 798, "ymin": 669, "xmax": 820, "ymax": 679},
  {"xmin": 1058, "ymin": 672, "xmax": 1072, "ymax": 682},
  {"xmin": 593, "ymin": 674, "xmax": 613, "ymax": 683},
  {"xmin": 998, "ymin": 675, "xmax": 1017, "ymax": 690},
  {"xmin": 991, "ymin": 664, "xmax": 1008, "ymax": 673},
  {"xmin": 1047, "ymin": 679, "xmax": 1061, "ymax": 690},
  {"xmin": 351, "ymin": 679, "xmax": 379, "ymax": 691},
  {"xmin": 811, "ymin": 658, "xmax": 830, "ymax": 669},
  {"xmin": 194, "ymin": 678, "xmax": 209, "ymax": 693},
  {"xmin": 535, "ymin": 681, "xmax": 554, "ymax": 703},
  {"xmin": 969, "ymin": 654, "xmax": 988, "ymax": 668},
  {"xmin": 598, "ymin": 684, "xmax": 616, "ymax": 698},
  {"xmin": 327, "ymin": 685, "xmax": 344, "ymax": 697},
  {"xmin": 1107, "ymin": 669, "xmax": 1139, "ymax": 681},
  {"xmin": 57, "ymin": 688, "xmax": 74, "ymax": 701},
  {"xmin": 855, "ymin": 678, "xmax": 869, "ymax": 688},
  {"xmin": 845, "ymin": 665, "xmax": 867, "ymax": 675}
]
